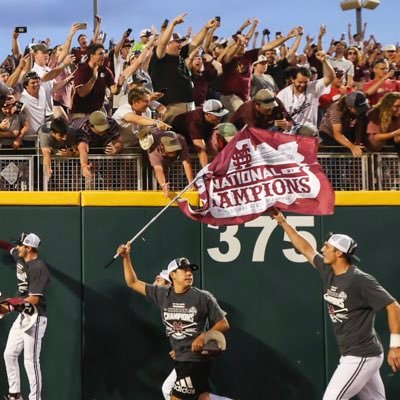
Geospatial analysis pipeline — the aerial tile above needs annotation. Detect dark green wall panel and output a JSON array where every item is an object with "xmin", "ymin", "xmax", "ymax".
[
  {"xmin": 0, "ymin": 205, "xmax": 399, "ymax": 400},
  {"xmin": 0, "ymin": 206, "xmax": 82, "ymax": 400}
]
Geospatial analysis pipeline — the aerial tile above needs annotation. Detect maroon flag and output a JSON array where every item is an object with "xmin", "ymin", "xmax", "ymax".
[{"xmin": 178, "ymin": 126, "xmax": 334, "ymax": 225}]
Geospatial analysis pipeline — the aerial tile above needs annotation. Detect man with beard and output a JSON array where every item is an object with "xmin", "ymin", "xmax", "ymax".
[{"xmin": 277, "ymin": 52, "xmax": 335, "ymax": 126}]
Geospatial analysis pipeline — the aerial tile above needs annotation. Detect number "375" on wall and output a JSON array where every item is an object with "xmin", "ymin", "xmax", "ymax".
[{"xmin": 206, "ymin": 216, "xmax": 317, "ymax": 263}]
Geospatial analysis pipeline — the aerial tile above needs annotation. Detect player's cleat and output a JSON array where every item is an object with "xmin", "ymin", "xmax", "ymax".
[{"xmin": 4, "ymin": 395, "xmax": 23, "ymax": 400}]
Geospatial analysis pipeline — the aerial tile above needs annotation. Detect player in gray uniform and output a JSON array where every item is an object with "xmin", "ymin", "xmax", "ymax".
[
  {"xmin": 270, "ymin": 210, "xmax": 400, "ymax": 400},
  {"xmin": 0, "ymin": 233, "xmax": 50, "ymax": 400},
  {"xmin": 117, "ymin": 243, "xmax": 229, "ymax": 400}
]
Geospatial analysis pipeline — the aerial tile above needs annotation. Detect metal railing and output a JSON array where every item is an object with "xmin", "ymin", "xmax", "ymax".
[
  {"xmin": 43, "ymin": 154, "xmax": 143, "ymax": 191},
  {"xmin": 0, "ymin": 155, "xmax": 35, "ymax": 191},
  {"xmin": 0, "ymin": 151, "xmax": 399, "ymax": 192}
]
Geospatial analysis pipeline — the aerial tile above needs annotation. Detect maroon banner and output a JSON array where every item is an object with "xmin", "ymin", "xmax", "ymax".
[{"xmin": 178, "ymin": 127, "xmax": 335, "ymax": 225}]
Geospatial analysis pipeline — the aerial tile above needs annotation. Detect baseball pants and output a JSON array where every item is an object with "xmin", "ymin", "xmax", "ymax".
[
  {"xmin": 323, "ymin": 354, "xmax": 385, "ymax": 400},
  {"xmin": 4, "ymin": 314, "xmax": 47, "ymax": 400}
]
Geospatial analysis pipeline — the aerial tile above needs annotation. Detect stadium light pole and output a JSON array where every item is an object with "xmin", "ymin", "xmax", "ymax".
[
  {"xmin": 340, "ymin": 0, "xmax": 381, "ymax": 35},
  {"xmin": 93, "ymin": 0, "xmax": 99, "ymax": 33}
]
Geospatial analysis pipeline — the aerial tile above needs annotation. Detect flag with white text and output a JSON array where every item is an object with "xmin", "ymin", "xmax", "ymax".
[{"xmin": 178, "ymin": 127, "xmax": 334, "ymax": 225}]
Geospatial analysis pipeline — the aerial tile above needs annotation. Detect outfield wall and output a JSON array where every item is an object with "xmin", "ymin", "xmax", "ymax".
[{"xmin": 0, "ymin": 192, "xmax": 399, "ymax": 400}]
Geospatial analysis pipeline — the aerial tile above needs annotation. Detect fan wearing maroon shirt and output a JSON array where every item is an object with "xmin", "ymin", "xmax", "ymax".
[
  {"xmin": 363, "ymin": 59, "xmax": 400, "ymax": 106},
  {"xmin": 171, "ymin": 99, "xmax": 228, "ymax": 167},
  {"xmin": 70, "ymin": 43, "xmax": 124, "ymax": 119},
  {"xmin": 230, "ymin": 89, "xmax": 293, "ymax": 132}
]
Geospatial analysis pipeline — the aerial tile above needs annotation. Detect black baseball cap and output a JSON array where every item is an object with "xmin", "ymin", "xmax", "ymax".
[{"xmin": 345, "ymin": 91, "xmax": 370, "ymax": 115}]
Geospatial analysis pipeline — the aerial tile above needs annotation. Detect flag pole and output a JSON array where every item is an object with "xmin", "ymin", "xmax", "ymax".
[{"xmin": 104, "ymin": 177, "xmax": 200, "ymax": 268}]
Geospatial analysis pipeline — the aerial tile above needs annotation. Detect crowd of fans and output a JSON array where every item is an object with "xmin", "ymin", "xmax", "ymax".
[{"xmin": 0, "ymin": 14, "xmax": 399, "ymax": 194}]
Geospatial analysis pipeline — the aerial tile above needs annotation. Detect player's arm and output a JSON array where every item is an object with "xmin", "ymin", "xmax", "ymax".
[
  {"xmin": 387, "ymin": 300, "xmax": 400, "ymax": 372},
  {"xmin": 270, "ymin": 208, "xmax": 318, "ymax": 267},
  {"xmin": 117, "ymin": 243, "xmax": 146, "ymax": 295}
]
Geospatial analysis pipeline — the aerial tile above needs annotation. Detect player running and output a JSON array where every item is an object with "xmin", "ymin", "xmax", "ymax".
[{"xmin": 270, "ymin": 209, "xmax": 400, "ymax": 400}]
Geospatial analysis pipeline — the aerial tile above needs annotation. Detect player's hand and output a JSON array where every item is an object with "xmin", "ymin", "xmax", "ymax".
[
  {"xmin": 82, "ymin": 163, "xmax": 92, "ymax": 178},
  {"xmin": 169, "ymin": 350, "xmax": 176, "ymax": 360},
  {"xmin": 269, "ymin": 208, "xmax": 285, "ymax": 224},
  {"xmin": 117, "ymin": 243, "xmax": 131, "ymax": 258},
  {"xmin": 191, "ymin": 333, "xmax": 205, "ymax": 352},
  {"xmin": 388, "ymin": 348, "xmax": 400, "ymax": 372},
  {"xmin": 349, "ymin": 144, "xmax": 364, "ymax": 157}
]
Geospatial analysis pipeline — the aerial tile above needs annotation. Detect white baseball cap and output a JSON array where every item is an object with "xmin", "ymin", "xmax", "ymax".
[
  {"xmin": 203, "ymin": 99, "xmax": 229, "ymax": 118},
  {"xmin": 327, "ymin": 233, "xmax": 359, "ymax": 261},
  {"xmin": 167, "ymin": 257, "xmax": 199, "ymax": 276},
  {"xmin": 21, "ymin": 233, "xmax": 41, "ymax": 248},
  {"xmin": 202, "ymin": 330, "xmax": 227, "ymax": 352},
  {"xmin": 159, "ymin": 269, "xmax": 171, "ymax": 283},
  {"xmin": 382, "ymin": 44, "xmax": 396, "ymax": 52}
]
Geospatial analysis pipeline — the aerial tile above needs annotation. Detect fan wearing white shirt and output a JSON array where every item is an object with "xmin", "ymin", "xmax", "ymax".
[{"xmin": 277, "ymin": 51, "xmax": 335, "ymax": 126}]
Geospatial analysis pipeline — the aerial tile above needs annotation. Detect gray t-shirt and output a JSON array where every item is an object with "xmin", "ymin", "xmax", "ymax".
[
  {"xmin": 38, "ymin": 126, "xmax": 79, "ymax": 152},
  {"xmin": 145, "ymin": 285, "xmax": 226, "ymax": 362},
  {"xmin": 314, "ymin": 253, "xmax": 394, "ymax": 357},
  {"xmin": 11, "ymin": 248, "xmax": 50, "ymax": 316}
]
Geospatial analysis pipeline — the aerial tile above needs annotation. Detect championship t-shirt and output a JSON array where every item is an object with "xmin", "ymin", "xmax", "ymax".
[
  {"xmin": 145, "ymin": 285, "xmax": 226, "ymax": 362},
  {"xmin": 314, "ymin": 253, "xmax": 394, "ymax": 357},
  {"xmin": 11, "ymin": 248, "xmax": 50, "ymax": 316}
]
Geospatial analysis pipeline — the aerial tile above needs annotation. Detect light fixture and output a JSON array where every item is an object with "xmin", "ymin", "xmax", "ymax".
[
  {"xmin": 340, "ymin": 0, "xmax": 362, "ymax": 10},
  {"xmin": 362, "ymin": 0, "xmax": 380, "ymax": 9}
]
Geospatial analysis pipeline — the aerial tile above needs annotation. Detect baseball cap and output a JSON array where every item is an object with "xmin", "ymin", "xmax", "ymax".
[
  {"xmin": 32, "ymin": 43, "xmax": 49, "ymax": 53},
  {"xmin": 140, "ymin": 29, "xmax": 152, "ymax": 38},
  {"xmin": 327, "ymin": 233, "xmax": 360, "ymax": 262},
  {"xmin": 127, "ymin": 74, "xmax": 146, "ymax": 85},
  {"xmin": 15, "ymin": 232, "xmax": 41, "ymax": 248},
  {"xmin": 334, "ymin": 67, "xmax": 345, "ymax": 78},
  {"xmin": 345, "ymin": 91, "xmax": 370, "ymax": 115},
  {"xmin": 218, "ymin": 122, "xmax": 237, "ymax": 142},
  {"xmin": 169, "ymin": 32, "xmax": 185, "ymax": 42},
  {"xmin": 294, "ymin": 122, "xmax": 319, "ymax": 138},
  {"xmin": 382, "ymin": 44, "xmax": 396, "ymax": 52},
  {"xmin": 203, "ymin": 99, "xmax": 229, "ymax": 118},
  {"xmin": 136, "ymin": 126, "xmax": 154, "ymax": 150},
  {"xmin": 167, "ymin": 257, "xmax": 199, "ymax": 276},
  {"xmin": 252, "ymin": 54, "xmax": 268, "ymax": 67},
  {"xmin": 253, "ymin": 89, "xmax": 278, "ymax": 109},
  {"xmin": 160, "ymin": 131, "xmax": 182, "ymax": 152},
  {"xmin": 202, "ymin": 330, "xmax": 227, "ymax": 353},
  {"xmin": 159, "ymin": 269, "xmax": 171, "ymax": 283},
  {"xmin": 89, "ymin": 111, "xmax": 109, "ymax": 132}
]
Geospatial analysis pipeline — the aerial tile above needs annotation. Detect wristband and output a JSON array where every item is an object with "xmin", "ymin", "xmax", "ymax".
[
  {"xmin": 161, "ymin": 182, "xmax": 168, "ymax": 188},
  {"xmin": 390, "ymin": 333, "xmax": 400, "ymax": 348},
  {"xmin": 60, "ymin": 62, "xmax": 66, "ymax": 69}
]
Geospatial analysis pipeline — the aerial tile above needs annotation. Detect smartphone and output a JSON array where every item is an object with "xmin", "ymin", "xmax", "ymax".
[
  {"xmin": 126, "ymin": 28, "xmax": 132, "ymax": 36},
  {"xmin": 161, "ymin": 19, "xmax": 169, "ymax": 29},
  {"xmin": 275, "ymin": 31, "xmax": 282, "ymax": 38},
  {"xmin": 77, "ymin": 23, "xmax": 87, "ymax": 30},
  {"xmin": 15, "ymin": 27, "xmax": 27, "ymax": 34},
  {"xmin": 14, "ymin": 101, "xmax": 24, "ymax": 114},
  {"xmin": 215, "ymin": 16, "xmax": 221, "ymax": 22}
]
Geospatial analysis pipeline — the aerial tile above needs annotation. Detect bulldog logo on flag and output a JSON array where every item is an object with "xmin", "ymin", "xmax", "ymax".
[{"xmin": 178, "ymin": 127, "xmax": 334, "ymax": 225}]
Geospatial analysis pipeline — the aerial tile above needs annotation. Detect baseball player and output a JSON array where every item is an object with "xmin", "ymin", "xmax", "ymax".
[
  {"xmin": 0, "ymin": 233, "xmax": 50, "ymax": 400},
  {"xmin": 118, "ymin": 243, "xmax": 230, "ymax": 400},
  {"xmin": 270, "ymin": 209, "xmax": 400, "ymax": 400}
]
